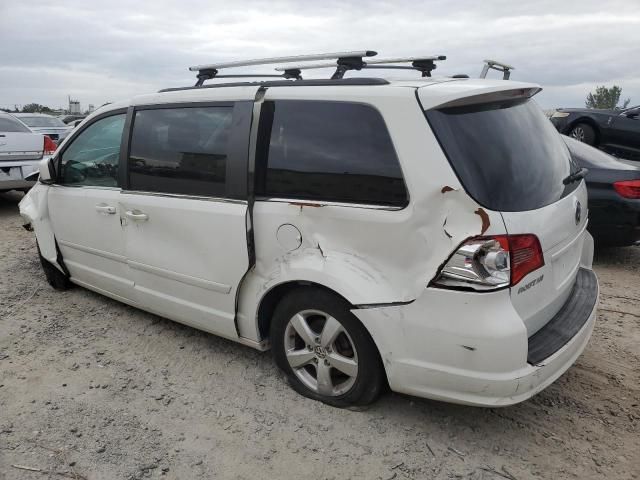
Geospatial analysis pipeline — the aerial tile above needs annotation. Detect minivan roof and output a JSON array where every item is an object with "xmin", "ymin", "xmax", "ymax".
[{"xmin": 95, "ymin": 77, "xmax": 541, "ymax": 115}]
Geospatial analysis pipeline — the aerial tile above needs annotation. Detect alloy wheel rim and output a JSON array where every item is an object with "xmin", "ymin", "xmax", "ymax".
[
  {"xmin": 283, "ymin": 309, "xmax": 358, "ymax": 396},
  {"xmin": 571, "ymin": 126, "xmax": 585, "ymax": 142}
]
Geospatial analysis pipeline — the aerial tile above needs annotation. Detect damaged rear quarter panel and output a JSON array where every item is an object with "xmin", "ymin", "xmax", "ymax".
[{"xmin": 235, "ymin": 87, "xmax": 506, "ymax": 341}]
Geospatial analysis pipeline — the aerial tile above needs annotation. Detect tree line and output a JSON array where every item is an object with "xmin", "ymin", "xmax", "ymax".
[{"xmin": 1, "ymin": 103, "xmax": 57, "ymax": 114}]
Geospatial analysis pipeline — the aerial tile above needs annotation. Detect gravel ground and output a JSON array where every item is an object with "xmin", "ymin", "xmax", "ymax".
[{"xmin": 1, "ymin": 190, "xmax": 638, "ymax": 480}]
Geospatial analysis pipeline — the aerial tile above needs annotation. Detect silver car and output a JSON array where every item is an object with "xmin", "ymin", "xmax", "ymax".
[
  {"xmin": 0, "ymin": 111, "xmax": 52, "ymax": 192},
  {"xmin": 13, "ymin": 113, "xmax": 72, "ymax": 143}
]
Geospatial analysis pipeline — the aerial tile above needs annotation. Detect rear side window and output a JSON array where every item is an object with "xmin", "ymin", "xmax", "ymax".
[
  {"xmin": 426, "ymin": 98, "xmax": 578, "ymax": 212},
  {"xmin": 0, "ymin": 115, "xmax": 31, "ymax": 133},
  {"xmin": 18, "ymin": 116, "xmax": 67, "ymax": 128},
  {"xmin": 128, "ymin": 106, "xmax": 233, "ymax": 197},
  {"xmin": 256, "ymin": 100, "xmax": 407, "ymax": 206}
]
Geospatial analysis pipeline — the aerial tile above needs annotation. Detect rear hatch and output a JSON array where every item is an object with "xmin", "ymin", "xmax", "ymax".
[{"xmin": 422, "ymin": 88, "xmax": 588, "ymax": 336}]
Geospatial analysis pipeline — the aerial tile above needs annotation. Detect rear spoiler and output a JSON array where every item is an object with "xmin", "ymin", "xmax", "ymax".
[{"xmin": 433, "ymin": 87, "xmax": 541, "ymax": 110}]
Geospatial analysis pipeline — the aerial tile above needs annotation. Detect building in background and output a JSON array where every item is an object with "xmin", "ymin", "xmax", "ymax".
[{"xmin": 68, "ymin": 96, "xmax": 81, "ymax": 115}]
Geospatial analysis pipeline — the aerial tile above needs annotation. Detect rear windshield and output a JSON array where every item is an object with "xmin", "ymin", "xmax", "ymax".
[
  {"xmin": 0, "ymin": 116, "xmax": 31, "ymax": 133},
  {"xmin": 19, "ymin": 116, "xmax": 67, "ymax": 128},
  {"xmin": 425, "ymin": 98, "xmax": 579, "ymax": 212}
]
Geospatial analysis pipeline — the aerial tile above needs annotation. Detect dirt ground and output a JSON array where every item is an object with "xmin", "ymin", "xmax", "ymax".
[{"xmin": 0, "ymin": 190, "xmax": 638, "ymax": 480}]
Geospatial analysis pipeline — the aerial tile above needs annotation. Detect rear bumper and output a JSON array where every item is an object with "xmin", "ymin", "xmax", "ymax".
[
  {"xmin": 353, "ymin": 268, "xmax": 598, "ymax": 407},
  {"xmin": 0, "ymin": 160, "xmax": 40, "ymax": 191}
]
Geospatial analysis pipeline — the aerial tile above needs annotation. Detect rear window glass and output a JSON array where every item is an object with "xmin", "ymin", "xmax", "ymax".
[
  {"xmin": 426, "ymin": 98, "xmax": 579, "ymax": 212},
  {"xmin": 19, "ymin": 116, "xmax": 67, "ymax": 128},
  {"xmin": 0, "ymin": 116, "xmax": 31, "ymax": 133},
  {"xmin": 128, "ymin": 107, "xmax": 233, "ymax": 197},
  {"xmin": 256, "ymin": 100, "xmax": 407, "ymax": 206}
]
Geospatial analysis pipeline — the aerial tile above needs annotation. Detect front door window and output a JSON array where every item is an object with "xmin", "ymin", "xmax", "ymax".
[{"xmin": 58, "ymin": 114, "xmax": 126, "ymax": 187}]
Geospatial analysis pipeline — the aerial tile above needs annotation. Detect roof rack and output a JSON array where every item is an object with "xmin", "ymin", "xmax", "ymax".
[
  {"xmin": 274, "ymin": 55, "xmax": 447, "ymax": 79},
  {"xmin": 480, "ymin": 59, "xmax": 514, "ymax": 80},
  {"xmin": 188, "ymin": 51, "xmax": 377, "ymax": 86}
]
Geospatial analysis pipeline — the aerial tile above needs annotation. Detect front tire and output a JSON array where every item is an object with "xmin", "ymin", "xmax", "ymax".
[
  {"xmin": 270, "ymin": 287, "xmax": 385, "ymax": 407},
  {"xmin": 570, "ymin": 123, "xmax": 596, "ymax": 145}
]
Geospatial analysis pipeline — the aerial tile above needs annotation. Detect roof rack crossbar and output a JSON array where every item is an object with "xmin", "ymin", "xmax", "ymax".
[
  {"xmin": 480, "ymin": 59, "xmax": 514, "ymax": 80},
  {"xmin": 190, "ymin": 51, "xmax": 376, "ymax": 86},
  {"xmin": 275, "ymin": 55, "xmax": 446, "ymax": 78},
  {"xmin": 365, "ymin": 55, "xmax": 446, "ymax": 77}
]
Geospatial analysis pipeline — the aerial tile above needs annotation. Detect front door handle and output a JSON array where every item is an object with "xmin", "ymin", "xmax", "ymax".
[
  {"xmin": 124, "ymin": 210, "xmax": 149, "ymax": 222},
  {"xmin": 95, "ymin": 204, "xmax": 116, "ymax": 214}
]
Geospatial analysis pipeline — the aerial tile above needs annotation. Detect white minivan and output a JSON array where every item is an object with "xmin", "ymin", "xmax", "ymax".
[{"xmin": 20, "ymin": 54, "xmax": 598, "ymax": 407}]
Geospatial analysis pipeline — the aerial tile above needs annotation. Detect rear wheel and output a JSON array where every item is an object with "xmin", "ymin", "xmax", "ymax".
[
  {"xmin": 270, "ymin": 288, "xmax": 385, "ymax": 407},
  {"xmin": 570, "ymin": 123, "xmax": 596, "ymax": 145}
]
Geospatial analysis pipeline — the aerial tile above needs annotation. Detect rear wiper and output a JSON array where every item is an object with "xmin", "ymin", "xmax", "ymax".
[{"xmin": 563, "ymin": 167, "xmax": 588, "ymax": 185}]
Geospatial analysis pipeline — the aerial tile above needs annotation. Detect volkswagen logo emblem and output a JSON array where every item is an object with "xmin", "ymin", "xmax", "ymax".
[
  {"xmin": 575, "ymin": 201, "xmax": 582, "ymax": 225},
  {"xmin": 314, "ymin": 346, "xmax": 327, "ymax": 359}
]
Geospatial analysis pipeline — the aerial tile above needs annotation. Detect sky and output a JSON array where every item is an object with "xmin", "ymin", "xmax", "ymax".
[{"xmin": 1, "ymin": 0, "xmax": 639, "ymax": 111}]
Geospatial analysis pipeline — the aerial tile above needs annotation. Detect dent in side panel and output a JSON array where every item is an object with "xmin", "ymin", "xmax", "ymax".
[{"xmin": 235, "ymin": 93, "xmax": 507, "ymax": 343}]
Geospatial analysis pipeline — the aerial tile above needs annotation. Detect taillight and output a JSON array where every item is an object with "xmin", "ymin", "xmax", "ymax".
[
  {"xmin": 613, "ymin": 180, "xmax": 640, "ymax": 199},
  {"xmin": 509, "ymin": 234, "xmax": 544, "ymax": 285},
  {"xmin": 433, "ymin": 234, "xmax": 544, "ymax": 291},
  {"xmin": 43, "ymin": 135, "xmax": 57, "ymax": 155}
]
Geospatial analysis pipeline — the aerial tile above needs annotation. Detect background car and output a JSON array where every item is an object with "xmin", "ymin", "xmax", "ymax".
[
  {"xmin": 14, "ymin": 113, "xmax": 72, "ymax": 143},
  {"xmin": 67, "ymin": 119, "xmax": 84, "ymax": 128},
  {"xmin": 551, "ymin": 105, "xmax": 640, "ymax": 160},
  {"xmin": 58, "ymin": 114, "xmax": 86, "ymax": 125},
  {"xmin": 0, "ymin": 111, "xmax": 55, "ymax": 192},
  {"xmin": 564, "ymin": 136, "xmax": 640, "ymax": 246}
]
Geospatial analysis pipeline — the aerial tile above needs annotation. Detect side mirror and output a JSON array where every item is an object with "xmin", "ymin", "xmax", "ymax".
[
  {"xmin": 624, "ymin": 110, "xmax": 639, "ymax": 119},
  {"xmin": 38, "ymin": 156, "xmax": 56, "ymax": 184}
]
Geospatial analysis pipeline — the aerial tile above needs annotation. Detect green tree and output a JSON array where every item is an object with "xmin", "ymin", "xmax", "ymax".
[
  {"xmin": 585, "ymin": 85, "xmax": 631, "ymax": 110},
  {"xmin": 21, "ymin": 103, "xmax": 54, "ymax": 114}
]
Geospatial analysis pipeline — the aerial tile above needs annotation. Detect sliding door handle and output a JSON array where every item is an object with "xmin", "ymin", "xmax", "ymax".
[
  {"xmin": 124, "ymin": 210, "xmax": 149, "ymax": 222},
  {"xmin": 95, "ymin": 204, "xmax": 116, "ymax": 214}
]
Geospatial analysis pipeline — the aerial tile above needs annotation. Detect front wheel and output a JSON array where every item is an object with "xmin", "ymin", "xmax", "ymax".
[
  {"xmin": 270, "ymin": 288, "xmax": 385, "ymax": 407},
  {"xmin": 569, "ymin": 123, "xmax": 596, "ymax": 145}
]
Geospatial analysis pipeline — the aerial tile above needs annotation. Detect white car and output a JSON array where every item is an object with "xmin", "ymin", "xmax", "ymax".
[
  {"xmin": 13, "ymin": 113, "xmax": 72, "ymax": 144},
  {"xmin": 19, "ymin": 52, "xmax": 598, "ymax": 407},
  {"xmin": 0, "ymin": 111, "xmax": 56, "ymax": 192}
]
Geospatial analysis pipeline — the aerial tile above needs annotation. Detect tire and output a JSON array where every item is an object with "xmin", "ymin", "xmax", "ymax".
[
  {"xmin": 569, "ymin": 123, "xmax": 596, "ymax": 145},
  {"xmin": 270, "ymin": 287, "xmax": 385, "ymax": 407},
  {"xmin": 38, "ymin": 246, "xmax": 71, "ymax": 291}
]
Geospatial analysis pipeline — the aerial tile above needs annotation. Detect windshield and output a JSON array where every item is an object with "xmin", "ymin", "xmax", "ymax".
[
  {"xmin": 19, "ymin": 116, "xmax": 67, "ymax": 128},
  {"xmin": 425, "ymin": 98, "xmax": 579, "ymax": 212}
]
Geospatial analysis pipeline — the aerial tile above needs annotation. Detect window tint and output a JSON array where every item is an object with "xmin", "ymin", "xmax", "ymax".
[
  {"xmin": 0, "ymin": 115, "xmax": 31, "ymax": 133},
  {"xmin": 425, "ymin": 99, "xmax": 579, "ymax": 212},
  {"xmin": 59, "ymin": 114, "xmax": 125, "ymax": 187},
  {"xmin": 128, "ymin": 107, "xmax": 233, "ymax": 197},
  {"xmin": 256, "ymin": 100, "xmax": 407, "ymax": 206}
]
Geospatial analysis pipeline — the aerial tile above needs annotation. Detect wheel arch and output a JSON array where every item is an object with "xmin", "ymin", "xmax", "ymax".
[
  {"xmin": 567, "ymin": 117, "xmax": 601, "ymax": 144},
  {"xmin": 256, "ymin": 280, "xmax": 353, "ymax": 340}
]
